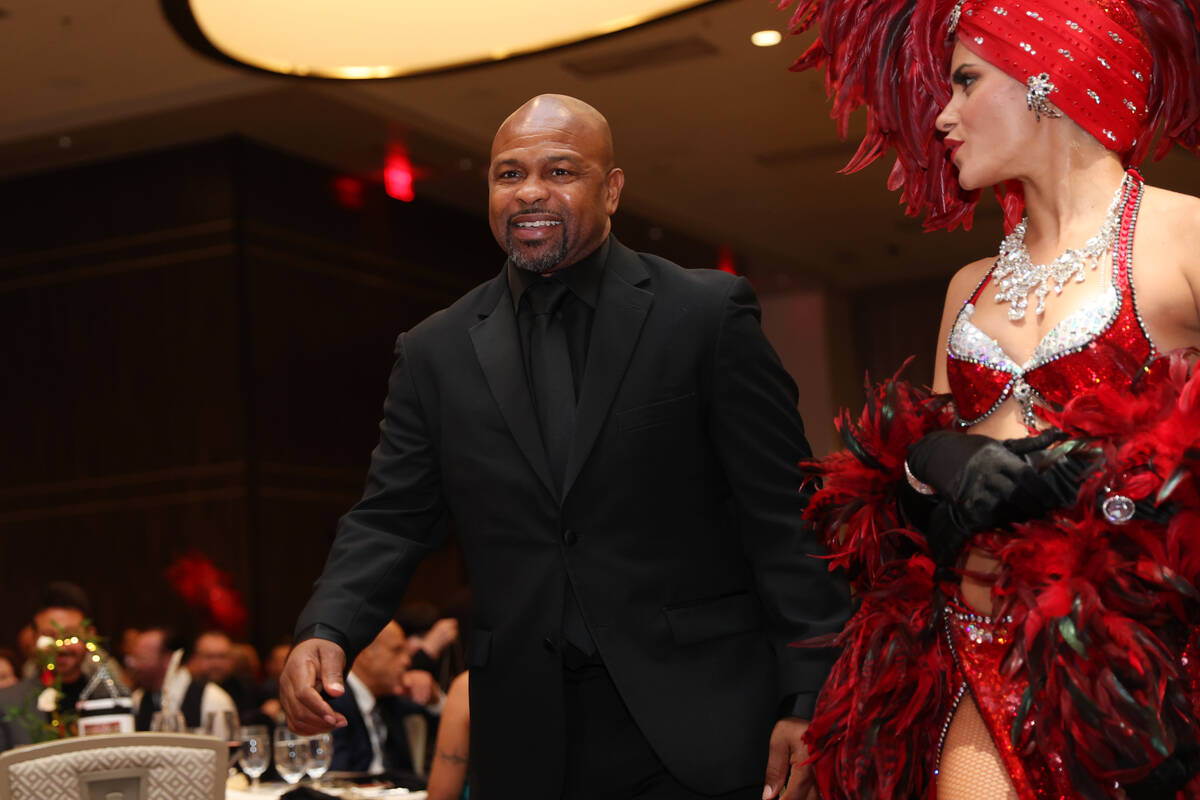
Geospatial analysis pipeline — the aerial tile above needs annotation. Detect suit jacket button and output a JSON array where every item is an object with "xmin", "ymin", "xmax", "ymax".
[
  {"xmin": 562, "ymin": 528, "xmax": 578, "ymax": 546},
  {"xmin": 543, "ymin": 635, "xmax": 559, "ymax": 653}
]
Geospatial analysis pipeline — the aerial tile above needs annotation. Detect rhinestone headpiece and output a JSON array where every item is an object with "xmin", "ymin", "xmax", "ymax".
[{"xmin": 947, "ymin": 0, "xmax": 970, "ymax": 35}]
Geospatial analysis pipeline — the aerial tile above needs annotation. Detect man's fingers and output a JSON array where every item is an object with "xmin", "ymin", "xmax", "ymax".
[
  {"xmin": 762, "ymin": 730, "xmax": 790, "ymax": 799},
  {"xmin": 280, "ymin": 639, "xmax": 348, "ymax": 734},
  {"xmin": 298, "ymin": 684, "xmax": 346, "ymax": 730},
  {"xmin": 316, "ymin": 644, "xmax": 346, "ymax": 696},
  {"xmin": 779, "ymin": 762, "xmax": 812, "ymax": 800}
]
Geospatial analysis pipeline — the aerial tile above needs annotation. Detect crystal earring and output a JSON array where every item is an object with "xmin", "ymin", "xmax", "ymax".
[{"xmin": 1025, "ymin": 73, "xmax": 1063, "ymax": 122}]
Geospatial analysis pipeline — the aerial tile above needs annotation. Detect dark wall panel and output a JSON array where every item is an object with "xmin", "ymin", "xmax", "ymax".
[{"xmin": 0, "ymin": 138, "xmax": 486, "ymax": 655}]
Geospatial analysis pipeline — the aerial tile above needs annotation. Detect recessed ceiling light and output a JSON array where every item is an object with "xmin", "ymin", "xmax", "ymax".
[
  {"xmin": 161, "ymin": 0, "xmax": 716, "ymax": 79},
  {"xmin": 751, "ymin": 30, "xmax": 782, "ymax": 47}
]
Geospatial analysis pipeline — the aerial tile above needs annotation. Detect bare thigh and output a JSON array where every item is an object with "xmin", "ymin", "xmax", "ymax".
[{"xmin": 937, "ymin": 550, "xmax": 1017, "ymax": 799}]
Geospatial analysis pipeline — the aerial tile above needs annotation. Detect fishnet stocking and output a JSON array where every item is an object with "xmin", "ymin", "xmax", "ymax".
[{"xmin": 937, "ymin": 694, "xmax": 1019, "ymax": 800}]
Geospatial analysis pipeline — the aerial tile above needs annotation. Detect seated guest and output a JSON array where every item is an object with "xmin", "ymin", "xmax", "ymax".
[
  {"xmin": 190, "ymin": 630, "xmax": 260, "ymax": 719},
  {"xmin": 126, "ymin": 626, "xmax": 236, "ymax": 730},
  {"xmin": 395, "ymin": 603, "xmax": 460, "ymax": 684},
  {"xmin": 14, "ymin": 624, "xmax": 36, "ymax": 680},
  {"xmin": 328, "ymin": 621, "xmax": 425, "ymax": 787},
  {"xmin": 258, "ymin": 640, "xmax": 290, "ymax": 721},
  {"xmin": 0, "ymin": 649, "xmax": 19, "ymax": 690},
  {"xmin": 0, "ymin": 581, "xmax": 95, "ymax": 751}
]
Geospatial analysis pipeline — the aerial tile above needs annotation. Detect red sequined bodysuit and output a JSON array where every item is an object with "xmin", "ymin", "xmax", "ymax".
[
  {"xmin": 940, "ymin": 171, "xmax": 1161, "ymax": 798},
  {"xmin": 946, "ymin": 172, "xmax": 1156, "ymax": 430}
]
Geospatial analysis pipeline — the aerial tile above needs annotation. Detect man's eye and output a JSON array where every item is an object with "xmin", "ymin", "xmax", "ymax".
[
  {"xmin": 551, "ymin": 168, "xmax": 572, "ymax": 176},
  {"xmin": 498, "ymin": 170, "xmax": 520, "ymax": 180}
]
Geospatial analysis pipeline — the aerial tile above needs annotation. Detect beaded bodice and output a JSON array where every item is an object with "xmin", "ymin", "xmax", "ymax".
[{"xmin": 946, "ymin": 171, "xmax": 1156, "ymax": 428}]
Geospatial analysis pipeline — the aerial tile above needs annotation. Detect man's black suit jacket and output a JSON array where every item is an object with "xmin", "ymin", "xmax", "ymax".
[{"xmin": 296, "ymin": 237, "xmax": 850, "ymax": 797}]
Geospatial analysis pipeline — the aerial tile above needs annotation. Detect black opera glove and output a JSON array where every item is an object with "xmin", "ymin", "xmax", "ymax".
[
  {"xmin": 1122, "ymin": 740, "xmax": 1200, "ymax": 800},
  {"xmin": 906, "ymin": 429, "xmax": 1067, "ymax": 531}
]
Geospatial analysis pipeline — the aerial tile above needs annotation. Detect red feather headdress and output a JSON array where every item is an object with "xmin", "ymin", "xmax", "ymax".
[{"xmin": 782, "ymin": 0, "xmax": 1200, "ymax": 231}]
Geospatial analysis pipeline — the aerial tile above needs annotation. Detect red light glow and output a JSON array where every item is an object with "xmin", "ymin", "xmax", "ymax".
[
  {"xmin": 384, "ymin": 148, "xmax": 416, "ymax": 202},
  {"xmin": 717, "ymin": 244, "xmax": 738, "ymax": 275},
  {"xmin": 332, "ymin": 176, "xmax": 365, "ymax": 209}
]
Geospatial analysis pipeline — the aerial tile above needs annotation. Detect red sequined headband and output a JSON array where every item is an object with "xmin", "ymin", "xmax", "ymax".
[
  {"xmin": 954, "ymin": 0, "xmax": 1152, "ymax": 153},
  {"xmin": 785, "ymin": 0, "xmax": 1200, "ymax": 231}
]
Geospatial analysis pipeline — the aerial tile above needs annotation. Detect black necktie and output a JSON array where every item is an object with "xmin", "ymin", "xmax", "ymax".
[
  {"xmin": 524, "ymin": 279, "xmax": 576, "ymax": 492},
  {"xmin": 523, "ymin": 279, "xmax": 595, "ymax": 656}
]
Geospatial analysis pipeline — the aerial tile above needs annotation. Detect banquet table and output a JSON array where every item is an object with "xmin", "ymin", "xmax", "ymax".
[{"xmin": 225, "ymin": 783, "xmax": 427, "ymax": 799}]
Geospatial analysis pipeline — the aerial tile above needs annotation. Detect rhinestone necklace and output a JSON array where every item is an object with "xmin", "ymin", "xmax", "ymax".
[{"xmin": 992, "ymin": 173, "xmax": 1130, "ymax": 321}]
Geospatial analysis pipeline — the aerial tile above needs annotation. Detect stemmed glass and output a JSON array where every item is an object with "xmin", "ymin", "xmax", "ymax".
[
  {"xmin": 307, "ymin": 732, "xmax": 333, "ymax": 781},
  {"xmin": 202, "ymin": 710, "xmax": 241, "ymax": 771},
  {"xmin": 238, "ymin": 725, "xmax": 269, "ymax": 789},
  {"xmin": 149, "ymin": 710, "xmax": 186, "ymax": 733},
  {"xmin": 273, "ymin": 727, "xmax": 311, "ymax": 785}
]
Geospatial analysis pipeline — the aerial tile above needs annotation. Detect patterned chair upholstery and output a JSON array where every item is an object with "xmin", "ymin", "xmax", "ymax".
[{"xmin": 0, "ymin": 733, "xmax": 225, "ymax": 800}]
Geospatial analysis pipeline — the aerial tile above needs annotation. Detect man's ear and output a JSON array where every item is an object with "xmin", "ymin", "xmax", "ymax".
[{"xmin": 605, "ymin": 168, "xmax": 625, "ymax": 215}]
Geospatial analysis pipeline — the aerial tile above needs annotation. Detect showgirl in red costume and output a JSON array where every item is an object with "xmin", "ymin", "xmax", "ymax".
[{"xmin": 784, "ymin": 0, "xmax": 1200, "ymax": 797}]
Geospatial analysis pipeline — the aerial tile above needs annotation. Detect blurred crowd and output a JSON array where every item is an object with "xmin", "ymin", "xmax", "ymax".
[{"xmin": 0, "ymin": 580, "xmax": 469, "ymax": 793}]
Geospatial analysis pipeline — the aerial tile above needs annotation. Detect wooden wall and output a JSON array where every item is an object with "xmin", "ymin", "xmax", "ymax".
[{"xmin": 0, "ymin": 138, "xmax": 493, "ymax": 653}]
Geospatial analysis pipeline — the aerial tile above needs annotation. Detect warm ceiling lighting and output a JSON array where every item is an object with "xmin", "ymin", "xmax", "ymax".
[
  {"xmin": 161, "ymin": 0, "xmax": 721, "ymax": 79},
  {"xmin": 750, "ymin": 30, "xmax": 782, "ymax": 47}
]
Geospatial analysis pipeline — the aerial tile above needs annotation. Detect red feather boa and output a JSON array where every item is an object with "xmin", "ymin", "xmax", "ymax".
[{"xmin": 800, "ymin": 353, "xmax": 1200, "ymax": 799}]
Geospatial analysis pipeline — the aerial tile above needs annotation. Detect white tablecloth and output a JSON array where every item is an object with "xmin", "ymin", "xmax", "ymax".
[{"xmin": 226, "ymin": 784, "xmax": 426, "ymax": 799}]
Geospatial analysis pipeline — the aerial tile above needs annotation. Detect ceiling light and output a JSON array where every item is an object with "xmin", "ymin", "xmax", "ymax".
[
  {"xmin": 161, "ymin": 0, "xmax": 719, "ymax": 79},
  {"xmin": 750, "ymin": 30, "xmax": 782, "ymax": 47}
]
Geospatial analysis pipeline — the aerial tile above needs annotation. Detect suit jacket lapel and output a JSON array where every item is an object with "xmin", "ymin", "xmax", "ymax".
[
  {"xmin": 469, "ymin": 274, "xmax": 557, "ymax": 498},
  {"xmin": 563, "ymin": 241, "xmax": 653, "ymax": 499}
]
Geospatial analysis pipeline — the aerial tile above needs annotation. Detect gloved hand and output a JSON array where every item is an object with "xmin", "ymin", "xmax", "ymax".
[
  {"xmin": 907, "ymin": 429, "xmax": 1066, "ymax": 531},
  {"xmin": 1122, "ymin": 740, "xmax": 1200, "ymax": 800}
]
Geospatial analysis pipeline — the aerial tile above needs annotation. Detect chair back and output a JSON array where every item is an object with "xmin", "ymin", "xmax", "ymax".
[
  {"xmin": 402, "ymin": 713, "xmax": 428, "ymax": 778},
  {"xmin": 0, "ymin": 733, "xmax": 225, "ymax": 800}
]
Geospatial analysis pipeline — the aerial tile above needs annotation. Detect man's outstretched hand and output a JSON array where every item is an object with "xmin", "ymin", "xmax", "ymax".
[
  {"xmin": 763, "ymin": 717, "xmax": 817, "ymax": 800},
  {"xmin": 279, "ymin": 638, "xmax": 349, "ymax": 734}
]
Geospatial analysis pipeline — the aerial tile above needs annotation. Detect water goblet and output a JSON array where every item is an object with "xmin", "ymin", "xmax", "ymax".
[
  {"xmin": 202, "ymin": 710, "xmax": 241, "ymax": 769},
  {"xmin": 238, "ymin": 725, "xmax": 269, "ymax": 789},
  {"xmin": 273, "ymin": 727, "xmax": 310, "ymax": 785},
  {"xmin": 306, "ymin": 732, "xmax": 333, "ymax": 781},
  {"xmin": 149, "ymin": 710, "xmax": 186, "ymax": 733}
]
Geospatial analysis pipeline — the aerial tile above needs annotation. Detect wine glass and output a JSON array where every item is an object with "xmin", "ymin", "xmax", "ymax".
[
  {"xmin": 202, "ymin": 710, "xmax": 241, "ymax": 769},
  {"xmin": 306, "ymin": 732, "xmax": 333, "ymax": 781},
  {"xmin": 273, "ymin": 727, "xmax": 310, "ymax": 785},
  {"xmin": 238, "ymin": 725, "xmax": 269, "ymax": 789},
  {"xmin": 149, "ymin": 710, "xmax": 186, "ymax": 733}
]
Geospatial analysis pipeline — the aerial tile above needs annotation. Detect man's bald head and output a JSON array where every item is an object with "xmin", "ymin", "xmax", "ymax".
[
  {"xmin": 492, "ymin": 94, "xmax": 614, "ymax": 169},
  {"xmin": 488, "ymin": 94, "xmax": 624, "ymax": 274}
]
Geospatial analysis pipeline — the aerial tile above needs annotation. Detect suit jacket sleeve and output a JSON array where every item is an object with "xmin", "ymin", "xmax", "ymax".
[
  {"xmin": 708, "ymin": 276, "xmax": 850, "ymax": 719},
  {"xmin": 295, "ymin": 332, "xmax": 449, "ymax": 663}
]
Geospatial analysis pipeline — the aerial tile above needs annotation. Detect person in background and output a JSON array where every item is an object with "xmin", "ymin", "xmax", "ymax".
[
  {"xmin": 426, "ymin": 671, "xmax": 470, "ymax": 800},
  {"xmin": 0, "ymin": 581, "xmax": 94, "ymax": 751},
  {"xmin": 328, "ymin": 621, "xmax": 425, "ymax": 787},
  {"xmin": 191, "ymin": 630, "xmax": 260, "ymax": 720},
  {"xmin": 0, "ymin": 649, "xmax": 20, "ymax": 690},
  {"xmin": 257, "ymin": 640, "xmax": 290, "ymax": 721},
  {"xmin": 126, "ymin": 626, "xmax": 236, "ymax": 730},
  {"xmin": 14, "ymin": 625, "xmax": 36, "ymax": 680}
]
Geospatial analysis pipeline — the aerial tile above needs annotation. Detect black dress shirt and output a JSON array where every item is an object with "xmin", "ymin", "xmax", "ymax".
[{"xmin": 508, "ymin": 236, "xmax": 609, "ymax": 398}]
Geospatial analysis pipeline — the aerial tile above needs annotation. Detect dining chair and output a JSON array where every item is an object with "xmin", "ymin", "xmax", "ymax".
[{"xmin": 0, "ymin": 732, "xmax": 225, "ymax": 800}]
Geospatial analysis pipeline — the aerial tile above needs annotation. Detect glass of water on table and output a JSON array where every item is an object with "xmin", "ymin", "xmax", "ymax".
[
  {"xmin": 307, "ymin": 732, "xmax": 333, "ymax": 781},
  {"xmin": 273, "ymin": 727, "xmax": 311, "ymax": 785},
  {"xmin": 238, "ymin": 725, "xmax": 269, "ymax": 788}
]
